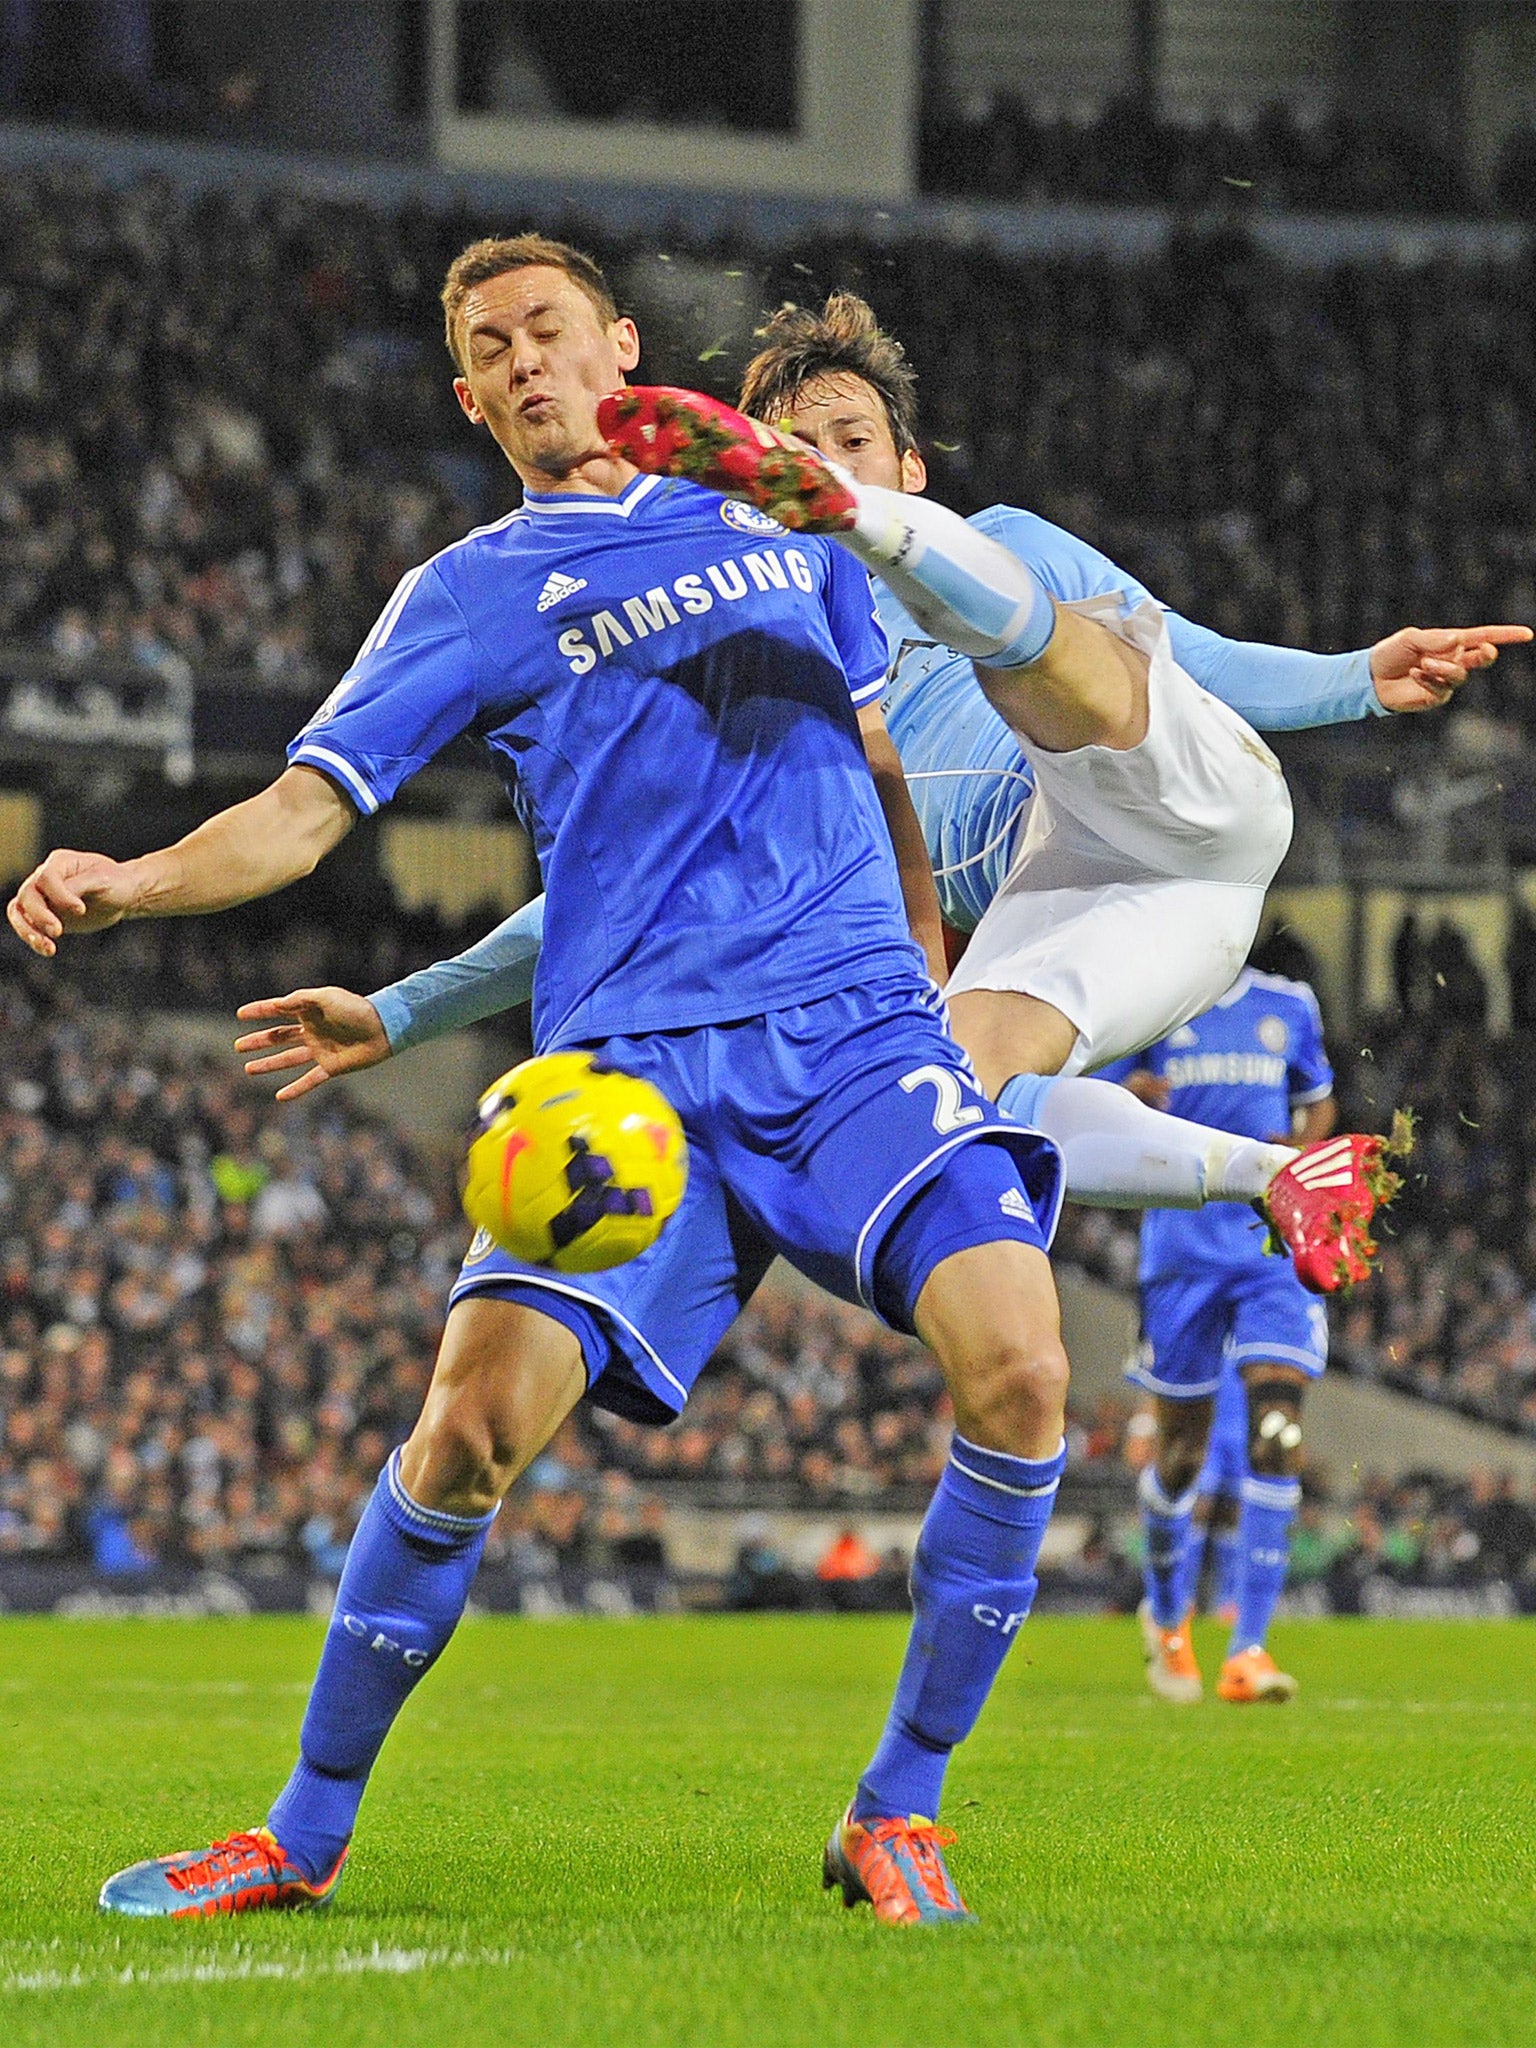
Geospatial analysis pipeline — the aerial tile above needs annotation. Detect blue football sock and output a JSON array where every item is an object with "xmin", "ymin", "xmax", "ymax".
[
  {"xmin": 1170, "ymin": 1515, "xmax": 1208, "ymax": 1621},
  {"xmin": 1138, "ymin": 1466, "xmax": 1199, "ymax": 1631},
  {"xmin": 1229, "ymin": 1475, "xmax": 1300, "ymax": 1657},
  {"xmin": 267, "ymin": 1449, "xmax": 494, "ymax": 1881},
  {"xmin": 854, "ymin": 1433, "xmax": 1065, "ymax": 1823},
  {"xmin": 1211, "ymin": 1525, "xmax": 1244, "ymax": 1613}
]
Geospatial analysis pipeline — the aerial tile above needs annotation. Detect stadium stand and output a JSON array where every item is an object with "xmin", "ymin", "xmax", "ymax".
[{"xmin": 2, "ymin": 165, "xmax": 1534, "ymax": 757}]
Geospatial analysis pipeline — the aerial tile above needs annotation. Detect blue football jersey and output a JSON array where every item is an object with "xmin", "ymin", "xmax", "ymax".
[
  {"xmin": 289, "ymin": 473, "xmax": 921, "ymax": 1047},
  {"xmin": 878, "ymin": 503, "xmax": 1376, "ymax": 932},
  {"xmin": 1110, "ymin": 970, "xmax": 1333, "ymax": 1281}
]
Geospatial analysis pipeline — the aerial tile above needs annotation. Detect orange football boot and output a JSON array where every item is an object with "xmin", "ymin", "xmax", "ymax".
[
  {"xmin": 822, "ymin": 1805, "xmax": 976, "ymax": 1925},
  {"xmin": 1139, "ymin": 1598, "xmax": 1203, "ymax": 1703},
  {"xmin": 599, "ymin": 386, "xmax": 858, "ymax": 532},
  {"xmin": 1217, "ymin": 1646, "xmax": 1298, "ymax": 1704}
]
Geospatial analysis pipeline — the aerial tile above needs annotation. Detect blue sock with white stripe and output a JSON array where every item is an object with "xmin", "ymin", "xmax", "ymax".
[
  {"xmin": 1170, "ymin": 1514, "xmax": 1209, "ymax": 1621},
  {"xmin": 1211, "ymin": 1525, "xmax": 1244, "ymax": 1613},
  {"xmin": 1139, "ymin": 1466, "xmax": 1199, "ymax": 1630},
  {"xmin": 854, "ymin": 1434, "xmax": 1065, "ymax": 1822},
  {"xmin": 267, "ymin": 1450, "xmax": 495, "ymax": 1880},
  {"xmin": 1229, "ymin": 1475, "xmax": 1301, "ymax": 1657}
]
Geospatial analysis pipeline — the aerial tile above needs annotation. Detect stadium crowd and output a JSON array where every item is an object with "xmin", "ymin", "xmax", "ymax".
[
  {"xmin": 0, "ymin": 980, "xmax": 1138, "ymax": 1578},
  {"xmin": 2, "ymin": 168, "xmax": 1536, "ymax": 749},
  {"xmin": 921, "ymin": 97, "xmax": 1490, "ymax": 219}
]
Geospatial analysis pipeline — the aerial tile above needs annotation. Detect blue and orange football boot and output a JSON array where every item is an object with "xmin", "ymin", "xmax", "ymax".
[
  {"xmin": 99, "ymin": 1827, "xmax": 347, "ymax": 1918},
  {"xmin": 822, "ymin": 1805, "xmax": 976, "ymax": 1925}
]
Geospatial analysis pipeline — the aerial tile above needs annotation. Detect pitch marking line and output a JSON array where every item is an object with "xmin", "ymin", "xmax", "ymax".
[{"xmin": 3, "ymin": 1942, "xmax": 518, "ymax": 1994}]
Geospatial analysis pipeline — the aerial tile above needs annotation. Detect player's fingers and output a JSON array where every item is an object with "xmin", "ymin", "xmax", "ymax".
[
  {"xmin": 243, "ymin": 1046, "xmax": 317, "ymax": 1077},
  {"xmin": 6, "ymin": 898, "xmax": 55, "ymax": 955},
  {"xmin": 274, "ymin": 1065, "xmax": 332, "ymax": 1102},
  {"xmin": 234, "ymin": 993, "xmax": 317, "ymax": 1022},
  {"xmin": 232, "ymin": 1023, "xmax": 305, "ymax": 1053}
]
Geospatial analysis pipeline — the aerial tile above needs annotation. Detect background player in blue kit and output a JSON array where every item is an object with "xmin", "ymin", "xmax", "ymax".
[
  {"xmin": 1186, "ymin": 1362, "xmax": 1253, "ymax": 1630},
  {"xmin": 1106, "ymin": 965, "xmax": 1339, "ymax": 1706},
  {"xmin": 11, "ymin": 233, "xmax": 1075, "ymax": 1928}
]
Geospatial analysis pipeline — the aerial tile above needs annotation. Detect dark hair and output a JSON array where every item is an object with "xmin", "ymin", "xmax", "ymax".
[
  {"xmin": 441, "ymin": 233, "xmax": 620, "ymax": 372},
  {"xmin": 739, "ymin": 292, "xmax": 919, "ymax": 456}
]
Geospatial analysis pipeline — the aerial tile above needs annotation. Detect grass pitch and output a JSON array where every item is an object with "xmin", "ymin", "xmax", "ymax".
[{"xmin": 0, "ymin": 1616, "xmax": 1533, "ymax": 2047}]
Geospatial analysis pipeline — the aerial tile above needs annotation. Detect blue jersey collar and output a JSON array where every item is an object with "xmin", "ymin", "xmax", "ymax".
[{"xmin": 520, "ymin": 472, "xmax": 664, "ymax": 519}]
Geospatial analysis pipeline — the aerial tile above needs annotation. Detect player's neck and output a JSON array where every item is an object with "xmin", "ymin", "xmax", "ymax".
[{"xmin": 516, "ymin": 449, "xmax": 641, "ymax": 500}]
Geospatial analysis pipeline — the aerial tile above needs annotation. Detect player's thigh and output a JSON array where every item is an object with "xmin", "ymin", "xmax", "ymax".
[
  {"xmin": 1017, "ymin": 600, "xmax": 1294, "ymax": 887},
  {"xmin": 1130, "ymin": 1272, "xmax": 1232, "ymax": 1403},
  {"xmin": 910, "ymin": 1236, "xmax": 1068, "ymax": 1457},
  {"xmin": 402, "ymin": 1295, "xmax": 587, "ymax": 1500},
  {"xmin": 947, "ymin": 871, "xmax": 1266, "ymax": 1075},
  {"xmin": 451, "ymin": 1132, "xmax": 771, "ymax": 1430},
  {"xmin": 714, "ymin": 978, "xmax": 1064, "ymax": 1323}
]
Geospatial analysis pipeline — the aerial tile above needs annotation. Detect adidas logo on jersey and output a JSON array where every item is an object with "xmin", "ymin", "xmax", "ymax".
[
  {"xmin": 1285, "ymin": 1136, "xmax": 1357, "ymax": 1191},
  {"xmin": 536, "ymin": 572, "xmax": 588, "ymax": 612},
  {"xmin": 998, "ymin": 1187, "xmax": 1033, "ymax": 1221}
]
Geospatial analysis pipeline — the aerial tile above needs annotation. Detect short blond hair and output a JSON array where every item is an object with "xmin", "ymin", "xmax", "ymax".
[{"xmin": 440, "ymin": 233, "xmax": 619, "ymax": 372}]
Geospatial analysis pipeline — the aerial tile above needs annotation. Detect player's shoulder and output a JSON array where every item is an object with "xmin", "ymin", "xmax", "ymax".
[
  {"xmin": 969, "ymin": 502, "xmax": 1124, "ymax": 598},
  {"xmin": 1244, "ymin": 969, "xmax": 1323, "ymax": 1019}
]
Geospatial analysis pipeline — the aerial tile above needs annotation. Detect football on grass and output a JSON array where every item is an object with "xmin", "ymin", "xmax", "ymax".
[{"xmin": 463, "ymin": 1052, "xmax": 688, "ymax": 1272}]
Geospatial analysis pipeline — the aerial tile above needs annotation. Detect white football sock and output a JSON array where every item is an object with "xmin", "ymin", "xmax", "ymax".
[
  {"xmin": 832, "ymin": 483, "xmax": 1058, "ymax": 669},
  {"xmin": 999, "ymin": 1072, "xmax": 1296, "ymax": 1210}
]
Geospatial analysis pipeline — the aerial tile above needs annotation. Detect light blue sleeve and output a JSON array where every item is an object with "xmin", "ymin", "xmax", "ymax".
[
  {"xmin": 1162, "ymin": 613, "xmax": 1383, "ymax": 731},
  {"xmin": 370, "ymin": 896, "xmax": 546, "ymax": 1054},
  {"xmin": 969, "ymin": 505, "xmax": 1384, "ymax": 731}
]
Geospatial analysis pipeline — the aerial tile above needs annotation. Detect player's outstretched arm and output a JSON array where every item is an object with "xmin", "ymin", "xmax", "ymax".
[
  {"xmin": 236, "ymin": 895, "xmax": 548, "ymax": 1099},
  {"xmin": 7, "ymin": 766, "xmax": 354, "ymax": 958}
]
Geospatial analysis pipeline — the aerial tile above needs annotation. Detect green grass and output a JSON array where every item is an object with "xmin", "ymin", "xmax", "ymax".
[{"xmin": 1, "ymin": 1616, "xmax": 1534, "ymax": 2046}]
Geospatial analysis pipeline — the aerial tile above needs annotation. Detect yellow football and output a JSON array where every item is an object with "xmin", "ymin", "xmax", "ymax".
[{"xmin": 462, "ymin": 1051, "xmax": 688, "ymax": 1273}]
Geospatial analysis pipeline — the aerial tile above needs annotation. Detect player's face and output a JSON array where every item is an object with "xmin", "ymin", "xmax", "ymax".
[
  {"xmin": 774, "ymin": 374, "xmax": 927, "ymax": 495},
  {"xmin": 452, "ymin": 266, "xmax": 641, "ymax": 485}
]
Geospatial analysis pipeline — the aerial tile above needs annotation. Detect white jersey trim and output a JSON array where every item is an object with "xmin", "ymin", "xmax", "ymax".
[
  {"xmin": 447, "ymin": 1267, "xmax": 689, "ymax": 1405},
  {"xmin": 291, "ymin": 745, "xmax": 381, "ymax": 816},
  {"xmin": 520, "ymin": 474, "xmax": 664, "ymax": 519}
]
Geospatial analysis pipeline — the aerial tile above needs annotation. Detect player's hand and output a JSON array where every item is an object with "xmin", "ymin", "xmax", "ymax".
[
  {"xmin": 234, "ymin": 987, "xmax": 392, "ymax": 1101},
  {"xmin": 6, "ymin": 849, "xmax": 140, "ymax": 957},
  {"xmin": 1369, "ymin": 624, "xmax": 1532, "ymax": 713}
]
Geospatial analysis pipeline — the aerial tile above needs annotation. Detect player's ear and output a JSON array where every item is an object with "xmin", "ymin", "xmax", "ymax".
[
  {"xmin": 611, "ymin": 316, "xmax": 642, "ymax": 373},
  {"xmin": 900, "ymin": 447, "xmax": 928, "ymax": 494},
  {"xmin": 453, "ymin": 376, "xmax": 486, "ymax": 427}
]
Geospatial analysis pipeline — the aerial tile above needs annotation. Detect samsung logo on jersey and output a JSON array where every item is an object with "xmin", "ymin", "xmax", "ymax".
[
  {"xmin": 1164, "ymin": 1053, "xmax": 1287, "ymax": 1089},
  {"xmin": 556, "ymin": 548, "xmax": 817, "ymax": 675}
]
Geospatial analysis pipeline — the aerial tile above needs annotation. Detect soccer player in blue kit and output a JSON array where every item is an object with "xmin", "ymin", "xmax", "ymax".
[
  {"xmin": 270, "ymin": 292, "xmax": 1517, "ymax": 1279},
  {"xmin": 10, "ymin": 234, "xmax": 1078, "ymax": 1927},
  {"xmin": 1107, "ymin": 966, "xmax": 1340, "ymax": 1706}
]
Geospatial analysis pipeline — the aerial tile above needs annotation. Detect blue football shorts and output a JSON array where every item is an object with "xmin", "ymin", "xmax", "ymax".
[
  {"xmin": 1128, "ymin": 1259, "xmax": 1329, "ymax": 1404},
  {"xmin": 449, "ymin": 974, "xmax": 1063, "ymax": 1425},
  {"xmin": 1195, "ymin": 1361, "xmax": 1250, "ymax": 1498}
]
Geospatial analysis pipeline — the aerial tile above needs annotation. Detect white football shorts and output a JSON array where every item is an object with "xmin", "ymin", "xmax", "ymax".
[{"xmin": 943, "ymin": 595, "xmax": 1294, "ymax": 1076}]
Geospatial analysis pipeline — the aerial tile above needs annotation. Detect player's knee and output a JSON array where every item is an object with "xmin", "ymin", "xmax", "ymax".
[
  {"xmin": 958, "ymin": 1329, "xmax": 1070, "ymax": 1450},
  {"xmin": 411, "ymin": 1396, "xmax": 523, "ymax": 1514},
  {"xmin": 1155, "ymin": 1438, "xmax": 1204, "ymax": 1499},
  {"xmin": 1246, "ymin": 1377, "xmax": 1305, "ymax": 1477}
]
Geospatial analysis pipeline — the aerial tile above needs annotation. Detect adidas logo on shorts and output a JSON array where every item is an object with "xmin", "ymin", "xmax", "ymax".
[
  {"xmin": 537, "ymin": 572, "xmax": 588, "ymax": 613},
  {"xmin": 1285, "ymin": 1136, "xmax": 1356, "ymax": 1191},
  {"xmin": 998, "ymin": 1187, "xmax": 1032, "ymax": 1221}
]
